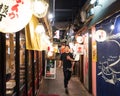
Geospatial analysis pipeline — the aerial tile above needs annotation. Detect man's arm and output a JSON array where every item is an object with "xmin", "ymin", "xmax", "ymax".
[
  {"xmin": 71, "ymin": 61, "xmax": 75, "ymax": 72},
  {"xmin": 66, "ymin": 55, "xmax": 74, "ymax": 62},
  {"xmin": 67, "ymin": 55, "xmax": 75, "ymax": 72},
  {"xmin": 58, "ymin": 60, "xmax": 62, "ymax": 68}
]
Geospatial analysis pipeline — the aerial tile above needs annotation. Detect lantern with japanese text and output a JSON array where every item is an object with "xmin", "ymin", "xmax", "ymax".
[{"xmin": 0, "ymin": 0, "xmax": 32, "ymax": 33}]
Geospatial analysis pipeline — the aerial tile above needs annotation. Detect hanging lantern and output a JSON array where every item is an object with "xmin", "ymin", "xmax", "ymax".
[
  {"xmin": 35, "ymin": 23, "xmax": 45, "ymax": 34},
  {"xmin": 95, "ymin": 29, "xmax": 107, "ymax": 42},
  {"xmin": 76, "ymin": 36, "xmax": 83, "ymax": 43},
  {"xmin": 0, "ymin": 0, "xmax": 32, "ymax": 33},
  {"xmin": 32, "ymin": 0, "xmax": 49, "ymax": 18}
]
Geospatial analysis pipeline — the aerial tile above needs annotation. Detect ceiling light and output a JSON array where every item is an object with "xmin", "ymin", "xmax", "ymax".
[
  {"xmin": 110, "ymin": 24, "xmax": 114, "ymax": 30},
  {"xmin": 48, "ymin": 13, "xmax": 54, "ymax": 19}
]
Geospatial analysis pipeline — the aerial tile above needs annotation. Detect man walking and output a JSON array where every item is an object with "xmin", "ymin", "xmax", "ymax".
[{"xmin": 59, "ymin": 45, "xmax": 75, "ymax": 94}]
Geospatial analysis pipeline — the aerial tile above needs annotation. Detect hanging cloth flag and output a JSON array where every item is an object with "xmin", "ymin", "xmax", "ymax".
[{"xmin": 25, "ymin": 15, "xmax": 41, "ymax": 50}]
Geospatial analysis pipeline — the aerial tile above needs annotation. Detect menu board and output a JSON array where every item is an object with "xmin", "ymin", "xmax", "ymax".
[{"xmin": 45, "ymin": 59, "xmax": 56, "ymax": 79}]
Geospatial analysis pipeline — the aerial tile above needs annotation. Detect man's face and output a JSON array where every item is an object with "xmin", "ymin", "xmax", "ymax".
[{"xmin": 65, "ymin": 46, "xmax": 70, "ymax": 52}]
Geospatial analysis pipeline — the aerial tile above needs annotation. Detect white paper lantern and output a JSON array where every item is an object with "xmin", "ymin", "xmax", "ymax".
[
  {"xmin": 35, "ymin": 23, "xmax": 45, "ymax": 34},
  {"xmin": 95, "ymin": 29, "xmax": 107, "ymax": 42},
  {"xmin": 76, "ymin": 36, "xmax": 83, "ymax": 43},
  {"xmin": 0, "ymin": 0, "xmax": 32, "ymax": 33},
  {"xmin": 32, "ymin": 0, "xmax": 49, "ymax": 18}
]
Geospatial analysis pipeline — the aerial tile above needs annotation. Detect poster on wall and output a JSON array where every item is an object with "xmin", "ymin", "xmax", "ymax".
[
  {"xmin": 45, "ymin": 59, "xmax": 56, "ymax": 79},
  {"xmin": 96, "ymin": 14, "xmax": 120, "ymax": 96}
]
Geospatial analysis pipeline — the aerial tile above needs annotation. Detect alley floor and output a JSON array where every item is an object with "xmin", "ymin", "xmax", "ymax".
[{"xmin": 37, "ymin": 67, "xmax": 93, "ymax": 96}]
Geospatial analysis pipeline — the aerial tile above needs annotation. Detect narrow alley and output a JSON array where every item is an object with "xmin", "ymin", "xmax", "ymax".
[{"xmin": 38, "ymin": 68, "xmax": 92, "ymax": 96}]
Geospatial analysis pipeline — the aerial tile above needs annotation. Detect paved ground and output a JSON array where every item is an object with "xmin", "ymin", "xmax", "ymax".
[{"xmin": 38, "ymin": 68, "xmax": 93, "ymax": 96}]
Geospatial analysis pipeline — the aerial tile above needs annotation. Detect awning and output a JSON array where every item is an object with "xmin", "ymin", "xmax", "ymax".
[{"xmin": 88, "ymin": 0, "xmax": 120, "ymax": 27}]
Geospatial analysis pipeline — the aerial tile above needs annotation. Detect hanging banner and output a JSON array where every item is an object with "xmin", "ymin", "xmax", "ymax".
[
  {"xmin": 25, "ymin": 15, "xmax": 50, "ymax": 51},
  {"xmin": 25, "ymin": 15, "xmax": 41, "ymax": 50},
  {"xmin": 73, "ymin": 43, "xmax": 84, "ymax": 54},
  {"xmin": 0, "ymin": 0, "xmax": 32, "ymax": 33}
]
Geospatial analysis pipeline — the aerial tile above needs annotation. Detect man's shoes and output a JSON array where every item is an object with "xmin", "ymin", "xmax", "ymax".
[{"xmin": 65, "ymin": 88, "xmax": 69, "ymax": 94}]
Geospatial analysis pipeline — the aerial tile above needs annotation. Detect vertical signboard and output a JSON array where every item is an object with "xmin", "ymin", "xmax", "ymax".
[{"xmin": 45, "ymin": 59, "xmax": 56, "ymax": 79}]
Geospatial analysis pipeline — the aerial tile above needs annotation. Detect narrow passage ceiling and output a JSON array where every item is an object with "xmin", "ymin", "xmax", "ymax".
[{"xmin": 53, "ymin": 0, "xmax": 87, "ymax": 30}]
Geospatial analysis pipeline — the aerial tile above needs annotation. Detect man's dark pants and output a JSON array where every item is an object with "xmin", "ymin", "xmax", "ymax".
[{"xmin": 63, "ymin": 69, "xmax": 72, "ymax": 88}]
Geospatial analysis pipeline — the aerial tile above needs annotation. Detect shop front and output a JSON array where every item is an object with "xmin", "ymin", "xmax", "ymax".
[{"xmin": 95, "ymin": 11, "xmax": 120, "ymax": 96}]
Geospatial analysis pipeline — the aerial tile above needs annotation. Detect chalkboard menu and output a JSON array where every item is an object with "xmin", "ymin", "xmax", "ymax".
[{"xmin": 45, "ymin": 59, "xmax": 56, "ymax": 79}]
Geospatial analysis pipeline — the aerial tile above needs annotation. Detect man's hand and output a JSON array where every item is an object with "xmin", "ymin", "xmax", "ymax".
[
  {"xmin": 58, "ymin": 60, "xmax": 62, "ymax": 68},
  {"xmin": 66, "ymin": 55, "xmax": 71, "ymax": 60},
  {"xmin": 58, "ymin": 63, "xmax": 61, "ymax": 68},
  {"xmin": 67, "ymin": 55, "xmax": 74, "ymax": 62}
]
